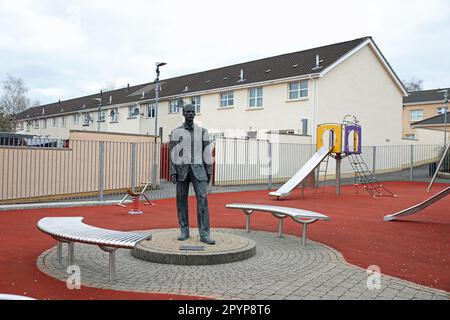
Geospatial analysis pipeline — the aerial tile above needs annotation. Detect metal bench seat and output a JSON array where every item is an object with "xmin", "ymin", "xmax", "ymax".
[
  {"xmin": 37, "ymin": 217, "xmax": 152, "ymax": 282},
  {"xmin": 226, "ymin": 203, "xmax": 330, "ymax": 246}
]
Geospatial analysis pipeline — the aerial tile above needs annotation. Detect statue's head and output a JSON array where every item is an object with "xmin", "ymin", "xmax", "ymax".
[{"xmin": 182, "ymin": 104, "xmax": 196, "ymax": 121}]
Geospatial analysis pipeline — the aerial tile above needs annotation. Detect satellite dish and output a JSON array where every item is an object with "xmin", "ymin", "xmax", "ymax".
[
  {"xmin": 110, "ymin": 110, "xmax": 115, "ymax": 117},
  {"xmin": 133, "ymin": 107, "xmax": 140, "ymax": 116}
]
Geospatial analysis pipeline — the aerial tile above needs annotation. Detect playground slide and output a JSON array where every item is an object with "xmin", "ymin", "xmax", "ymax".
[
  {"xmin": 383, "ymin": 186, "xmax": 450, "ymax": 221},
  {"xmin": 269, "ymin": 143, "xmax": 333, "ymax": 198}
]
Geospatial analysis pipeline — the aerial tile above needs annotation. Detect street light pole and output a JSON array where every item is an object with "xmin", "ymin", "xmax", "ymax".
[
  {"xmin": 93, "ymin": 98, "xmax": 102, "ymax": 132},
  {"xmin": 152, "ymin": 62, "xmax": 166, "ymax": 188}
]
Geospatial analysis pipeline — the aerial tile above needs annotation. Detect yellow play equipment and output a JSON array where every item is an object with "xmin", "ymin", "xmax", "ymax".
[{"xmin": 316, "ymin": 123, "xmax": 343, "ymax": 154}]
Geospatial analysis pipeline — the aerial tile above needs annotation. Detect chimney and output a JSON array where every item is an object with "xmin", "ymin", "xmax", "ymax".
[
  {"xmin": 312, "ymin": 54, "xmax": 324, "ymax": 70},
  {"xmin": 238, "ymin": 69, "xmax": 245, "ymax": 82},
  {"xmin": 109, "ymin": 95, "xmax": 112, "ymax": 104}
]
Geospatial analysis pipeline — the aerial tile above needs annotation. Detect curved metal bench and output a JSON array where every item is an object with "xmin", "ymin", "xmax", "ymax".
[
  {"xmin": 225, "ymin": 204, "xmax": 330, "ymax": 246},
  {"xmin": 37, "ymin": 217, "xmax": 152, "ymax": 282}
]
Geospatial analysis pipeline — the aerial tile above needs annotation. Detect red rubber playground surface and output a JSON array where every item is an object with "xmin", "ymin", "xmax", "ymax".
[{"xmin": 0, "ymin": 181, "xmax": 449, "ymax": 300}]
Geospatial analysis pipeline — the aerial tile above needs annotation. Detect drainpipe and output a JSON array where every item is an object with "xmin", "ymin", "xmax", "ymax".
[{"xmin": 309, "ymin": 75, "xmax": 318, "ymax": 146}]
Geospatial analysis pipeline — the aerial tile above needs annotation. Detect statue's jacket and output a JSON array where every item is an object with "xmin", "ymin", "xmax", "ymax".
[{"xmin": 169, "ymin": 123, "xmax": 213, "ymax": 182}]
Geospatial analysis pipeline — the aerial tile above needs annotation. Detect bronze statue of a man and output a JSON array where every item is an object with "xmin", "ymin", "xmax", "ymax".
[{"xmin": 169, "ymin": 104, "xmax": 215, "ymax": 245}]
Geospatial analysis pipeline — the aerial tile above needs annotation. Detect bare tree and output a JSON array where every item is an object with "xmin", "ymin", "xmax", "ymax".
[
  {"xmin": 0, "ymin": 74, "xmax": 30, "ymax": 115},
  {"xmin": 403, "ymin": 77, "xmax": 424, "ymax": 92}
]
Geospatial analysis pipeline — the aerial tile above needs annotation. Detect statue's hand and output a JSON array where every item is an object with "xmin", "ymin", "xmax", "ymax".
[{"xmin": 170, "ymin": 174, "xmax": 177, "ymax": 184}]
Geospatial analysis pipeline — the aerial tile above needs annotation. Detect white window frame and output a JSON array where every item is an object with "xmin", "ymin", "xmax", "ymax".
[
  {"xmin": 98, "ymin": 110, "xmax": 106, "ymax": 123},
  {"xmin": 191, "ymin": 96, "xmax": 201, "ymax": 113},
  {"xmin": 409, "ymin": 109, "xmax": 424, "ymax": 122},
  {"xmin": 42, "ymin": 119, "xmax": 47, "ymax": 129},
  {"xmin": 82, "ymin": 113, "xmax": 90, "ymax": 126},
  {"xmin": 61, "ymin": 116, "xmax": 66, "ymax": 128},
  {"xmin": 288, "ymin": 80, "xmax": 308, "ymax": 100},
  {"xmin": 25, "ymin": 121, "xmax": 31, "ymax": 132},
  {"xmin": 33, "ymin": 120, "xmax": 39, "ymax": 129},
  {"xmin": 110, "ymin": 108, "xmax": 119, "ymax": 123},
  {"xmin": 73, "ymin": 113, "xmax": 80, "ymax": 125},
  {"xmin": 437, "ymin": 107, "xmax": 448, "ymax": 115},
  {"xmin": 248, "ymin": 87, "xmax": 263, "ymax": 108},
  {"xmin": 128, "ymin": 105, "xmax": 139, "ymax": 119},
  {"xmin": 169, "ymin": 100, "xmax": 180, "ymax": 114},
  {"xmin": 220, "ymin": 91, "xmax": 234, "ymax": 108},
  {"xmin": 53, "ymin": 117, "xmax": 59, "ymax": 127},
  {"xmin": 147, "ymin": 104, "xmax": 156, "ymax": 118}
]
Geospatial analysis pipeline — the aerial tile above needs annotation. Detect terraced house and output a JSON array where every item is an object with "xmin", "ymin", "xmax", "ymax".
[
  {"xmin": 15, "ymin": 36, "xmax": 407, "ymax": 145},
  {"xmin": 403, "ymin": 88, "xmax": 450, "ymax": 143}
]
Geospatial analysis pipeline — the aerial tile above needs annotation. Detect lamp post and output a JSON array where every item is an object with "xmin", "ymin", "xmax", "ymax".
[
  {"xmin": 93, "ymin": 98, "xmax": 102, "ymax": 132},
  {"xmin": 152, "ymin": 62, "xmax": 167, "ymax": 188},
  {"xmin": 438, "ymin": 89, "xmax": 448, "ymax": 147},
  {"xmin": 154, "ymin": 62, "xmax": 166, "ymax": 137}
]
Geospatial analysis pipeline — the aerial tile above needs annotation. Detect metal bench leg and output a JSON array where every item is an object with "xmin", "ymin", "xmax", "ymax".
[
  {"xmin": 100, "ymin": 246, "xmax": 118, "ymax": 282},
  {"xmin": 244, "ymin": 210, "xmax": 253, "ymax": 233},
  {"xmin": 68, "ymin": 242, "xmax": 74, "ymax": 265},
  {"xmin": 57, "ymin": 242, "xmax": 63, "ymax": 262},
  {"xmin": 109, "ymin": 251, "xmax": 116, "ymax": 282},
  {"xmin": 278, "ymin": 218, "xmax": 284, "ymax": 238},
  {"xmin": 302, "ymin": 224, "xmax": 307, "ymax": 246}
]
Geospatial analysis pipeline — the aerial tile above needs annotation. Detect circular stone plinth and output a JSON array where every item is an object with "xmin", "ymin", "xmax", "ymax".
[{"xmin": 131, "ymin": 229, "xmax": 256, "ymax": 265}]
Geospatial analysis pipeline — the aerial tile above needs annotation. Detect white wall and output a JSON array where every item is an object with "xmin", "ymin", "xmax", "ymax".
[{"xmin": 315, "ymin": 44, "xmax": 404, "ymax": 146}]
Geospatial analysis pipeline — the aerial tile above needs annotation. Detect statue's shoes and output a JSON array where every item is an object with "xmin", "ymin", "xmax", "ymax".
[
  {"xmin": 200, "ymin": 237, "xmax": 216, "ymax": 245},
  {"xmin": 178, "ymin": 233, "xmax": 190, "ymax": 241}
]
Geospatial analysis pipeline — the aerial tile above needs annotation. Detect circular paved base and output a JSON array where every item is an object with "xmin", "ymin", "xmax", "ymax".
[
  {"xmin": 36, "ymin": 229, "xmax": 449, "ymax": 300},
  {"xmin": 132, "ymin": 229, "xmax": 256, "ymax": 265}
]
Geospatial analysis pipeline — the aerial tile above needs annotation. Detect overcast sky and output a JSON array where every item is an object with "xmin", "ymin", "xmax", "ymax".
[{"xmin": 1, "ymin": 0, "xmax": 449, "ymax": 105}]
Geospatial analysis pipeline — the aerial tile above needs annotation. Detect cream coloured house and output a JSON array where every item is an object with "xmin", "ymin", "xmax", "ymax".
[
  {"xmin": 402, "ymin": 88, "xmax": 449, "ymax": 143},
  {"xmin": 16, "ymin": 37, "xmax": 407, "ymax": 146}
]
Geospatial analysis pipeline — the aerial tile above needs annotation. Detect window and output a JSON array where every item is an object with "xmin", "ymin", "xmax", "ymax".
[
  {"xmin": 289, "ymin": 80, "xmax": 308, "ymax": 100},
  {"xmin": 128, "ymin": 105, "xmax": 139, "ymax": 118},
  {"xmin": 191, "ymin": 96, "xmax": 201, "ymax": 113},
  {"xmin": 26, "ymin": 121, "xmax": 31, "ymax": 132},
  {"xmin": 409, "ymin": 110, "xmax": 423, "ymax": 121},
  {"xmin": 73, "ymin": 113, "xmax": 80, "ymax": 125},
  {"xmin": 82, "ymin": 113, "xmax": 90, "ymax": 126},
  {"xmin": 61, "ymin": 116, "xmax": 66, "ymax": 128},
  {"xmin": 249, "ymin": 87, "xmax": 263, "ymax": 108},
  {"xmin": 220, "ymin": 91, "xmax": 234, "ymax": 108},
  {"xmin": 98, "ymin": 110, "xmax": 106, "ymax": 123},
  {"xmin": 405, "ymin": 134, "xmax": 415, "ymax": 140},
  {"xmin": 19, "ymin": 122, "xmax": 24, "ymax": 130},
  {"xmin": 437, "ymin": 107, "xmax": 448, "ymax": 115},
  {"xmin": 110, "ymin": 108, "xmax": 119, "ymax": 123},
  {"xmin": 53, "ymin": 117, "xmax": 59, "ymax": 127},
  {"xmin": 169, "ymin": 100, "xmax": 181, "ymax": 114},
  {"xmin": 147, "ymin": 104, "xmax": 156, "ymax": 118},
  {"xmin": 42, "ymin": 119, "xmax": 47, "ymax": 129},
  {"xmin": 33, "ymin": 120, "xmax": 39, "ymax": 129}
]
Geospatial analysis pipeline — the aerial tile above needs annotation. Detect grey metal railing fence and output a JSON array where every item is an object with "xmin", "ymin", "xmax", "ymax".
[
  {"xmin": 0, "ymin": 137, "xmax": 448, "ymax": 204},
  {"xmin": 0, "ymin": 139, "xmax": 159, "ymax": 203}
]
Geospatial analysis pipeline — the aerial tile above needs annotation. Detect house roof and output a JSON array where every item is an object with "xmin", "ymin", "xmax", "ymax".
[
  {"xmin": 404, "ymin": 88, "xmax": 450, "ymax": 104},
  {"xmin": 17, "ymin": 36, "xmax": 396, "ymax": 121},
  {"xmin": 411, "ymin": 113, "xmax": 449, "ymax": 131}
]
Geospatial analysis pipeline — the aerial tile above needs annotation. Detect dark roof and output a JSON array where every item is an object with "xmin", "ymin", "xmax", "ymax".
[
  {"xmin": 404, "ymin": 88, "xmax": 450, "ymax": 104},
  {"xmin": 411, "ymin": 113, "xmax": 448, "ymax": 126},
  {"xmin": 16, "ymin": 37, "xmax": 371, "ymax": 121}
]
